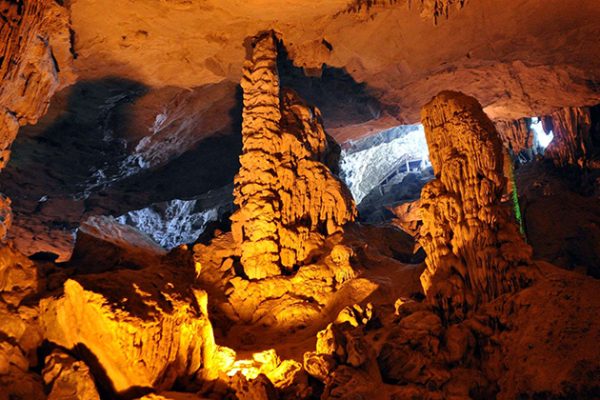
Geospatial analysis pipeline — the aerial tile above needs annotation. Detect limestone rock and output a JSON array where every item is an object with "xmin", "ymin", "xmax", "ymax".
[
  {"xmin": 494, "ymin": 119, "xmax": 534, "ymax": 154},
  {"xmin": 0, "ymin": 339, "xmax": 45, "ymax": 400},
  {"xmin": 0, "ymin": 302, "xmax": 42, "ymax": 367},
  {"xmin": 486, "ymin": 262, "xmax": 600, "ymax": 399},
  {"xmin": 69, "ymin": 215, "xmax": 167, "ymax": 274},
  {"xmin": 389, "ymin": 199, "xmax": 422, "ymax": 237},
  {"xmin": 231, "ymin": 373, "xmax": 278, "ymax": 400},
  {"xmin": 543, "ymin": 106, "xmax": 593, "ymax": 168},
  {"xmin": 344, "ymin": 0, "xmax": 469, "ymax": 24},
  {"xmin": 43, "ymin": 349, "xmax": 101, "ymax": 400},
  {"xmin": 231, "ymin": 31, "xmax": 356, "ymax": 279},
  {"xmin": 0, "ymin": 0, "xmax": 75, "ymax": 237},
  {"xmin": 0, "ymin": 244, "xmax": 37, "ymax": 306},
  {"xmin": 40, "ymin": 249, "xmax": 216, "ymax": 396},
  {"xmin": 418, "ymin": 91, "xmax": 533, "ymax": 321},
  {"xmin": 0, "ymin": 0, "xmax": 75, "ymax": 159}
]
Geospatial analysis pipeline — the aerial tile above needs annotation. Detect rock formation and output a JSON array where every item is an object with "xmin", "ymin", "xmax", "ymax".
[
  {"xmin": 42, "ymin": 350, "xmax": 101, "ymax": 400},
  {"xmin": 343, "ymin": 0, "xmax": 469, "ymax": 24},
  {"xmin": 494, "ymin": 119, "xmax": 534, "ymax": 154},
  {"xmin": 40, "ymin": 225, "xmax": 216, "ymax": 397},
  {"xmin": 0, "ymin": 0, "xmax": 75, "ymax": 238},
  {"xmin": 418, "ymin": 91, "xmax": 533, "ymax": 321},
  {"xmin": 543, "ymin": 106, "xmax": 593, "ymax": 168},
  {"xmin": 231, "ymin": 32, "xmax": 356, "ymax": 279}
]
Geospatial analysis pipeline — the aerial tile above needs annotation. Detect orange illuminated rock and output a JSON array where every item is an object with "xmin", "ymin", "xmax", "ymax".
[
  {"xmin": 232, "ymin": 31, "xmax": 356, "ymax": 279},
  {"xmin": 418, "ymin": 91, "xmax": 532, "ymax": 321},
  {"xmin": 343, "ymin": 0, "xmax": 469, "ymax": 24},
  {"xmin": 543, "ymin": 106, "xmax": 592, "ymax": 168},
  {"xmin": 0, "ymin": 339, "xmax": 45, "ymax": 400},
  {"xmin": 39, "ymin": 228, "xmax": 217, "ymax": 396},
  {"xmin": 42, "ymin": 350, "xmax": 101, "ymax": 400},
  {"xmin": 0, "ymin": 0, "xmax": 75, "ymax": 237}
]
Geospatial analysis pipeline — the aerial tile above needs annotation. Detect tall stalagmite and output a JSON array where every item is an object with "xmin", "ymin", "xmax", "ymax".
[
  {"xmin": 0, "ymin": 0, "xmax": 75, "ymax": 238},
  {"xmin": 418, "ymin": 91, "xmax": 532, "ymax": 321},
  {"xmin": 231, "ymin": 32, "xmax": 356, "ymax": 280}
]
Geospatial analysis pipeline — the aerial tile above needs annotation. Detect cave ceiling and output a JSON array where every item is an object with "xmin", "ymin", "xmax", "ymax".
[{"xmin": 69, "ymin": 0, "xmax": 600, "ymax": 141}]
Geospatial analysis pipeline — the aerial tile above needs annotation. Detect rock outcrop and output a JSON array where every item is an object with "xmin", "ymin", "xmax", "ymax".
[
  {"xmin": 42, "ymin": 350, "xmax": 101, "ymax": 400},
  {"xmin": 40, "ymin": 227, "xmax": 216, "ymax": 397},
  {"xmin": 231, "ymin": 31, "xmax": 356, "ymax": 279},
  {"xmin": 543, "ymin": 106, "xmax": 593, "ymax": 168},
  {"xmin": 0, "ymin": 0, "xmax": 75, "ymax": 238},
  {"xmin": 418, "ymin": 91, "xmax": 532, "ymax": 321},
  {"xmin": 0, "ymin": 244, "xmax": 46, "ymax": 400}
]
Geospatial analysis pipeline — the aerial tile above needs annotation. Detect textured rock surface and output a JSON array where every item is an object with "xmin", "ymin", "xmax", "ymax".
[
  {"xmin": 43, "ymin": 350, "xmax": 101, "ymax": 400},
  {"xmin": 343, "ymin": 0, "xmax": 469, "ymax": 24},
  {"xmin": 40, "ymin": 227, "xmax": 216, "ymax": 396},
  {"xmin": 543, "ymin": 106, "xmax": 593, "ymax": 167},
  {"xmin": 0, "ymin": 244, "xmax": 47, "ymax": 399},
  {"xmin": 2, "ymin": 80, "xmax": 240, "ymax": 261},
  {"xmin": 68, "ymin": 0, "xmax": 600, "ymax": 140},
  {"xmin": 0, "ymin": 0, "xmax": 75, "ymax": 238},
  {"xmin": 418, "ymin": 91, "xmax": 533, "ymax": 320},
  {"xmin": 69, "ymin": 215, "xmax": 166, "ymax": 274},
  {"xmin": 495, "ymin": 118, "xmax": 534, "ymax": 154},
  {"xmin": 517, "ymin": 161, "xmax": 600, "ymax": 278},
  {"xmin": 232, "ymin": 32, "xmax": 356, "ymax": 279}
]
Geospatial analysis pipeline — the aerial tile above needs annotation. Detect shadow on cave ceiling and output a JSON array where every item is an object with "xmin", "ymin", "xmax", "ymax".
[{"xmin": 1, "ymin": 50, "xmax": 390, "ymax": 260}]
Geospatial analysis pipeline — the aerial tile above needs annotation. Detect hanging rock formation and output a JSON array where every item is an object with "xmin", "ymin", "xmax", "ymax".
[
  {"xmin": 343, "ymin": 0, "xmax": 469, "ymax": 24},
  {"xmin": 543, "ymin": 106, "xmax": 592, "ymax": 168},
  {"xmin": 418, "ymin": 91, "xmax": 532, "ymax": 321},
  {"xmin": 0, "ymin": 0, "xmax": 75, "ymax": 238},
  {"xmin": 231, "ymin": 31, "xmax": 356, "ymax": 280},
  {"xmin": 494, "ymin": 119, "xmax": 534, "ymax": 154}
]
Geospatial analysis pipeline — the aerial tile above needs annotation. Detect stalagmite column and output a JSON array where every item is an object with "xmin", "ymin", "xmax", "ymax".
[
  {"xmin": 231, "ymin": 32, "xmax": 356, "ymax": 280},
  {"xmin": 418, "ymin": 91, "xmax": 531, "ymax": 322},
  {"xmin": 231, "ymin": 32, "xmax": 283, "ymax": 279},
  {"xmin": 543, "ymin": 107, "xmax": 592, "ymax": 168},
  {"xmin": 0, "ymin": 0, "xmax": 75, "ymax": 238}
]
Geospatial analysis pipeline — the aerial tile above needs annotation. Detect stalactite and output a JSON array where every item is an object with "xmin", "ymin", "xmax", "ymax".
[
  {"xmin": 231, "ymin": 32, "xmax": 356, "ymax": 280},
  {"xmin": 418, "ymin": 91, "xmax": 532, "ymax": 322},
  {"xmin": 543, "ymin": 107, "xmax": 592, "ymax": 168},
  {"xmin": 494, "ymin": 118, "xmax": 533, "ymax": 154},
  {"xmin": 341, "ymin": 0, "xmax": 469, "ymax": 24}
]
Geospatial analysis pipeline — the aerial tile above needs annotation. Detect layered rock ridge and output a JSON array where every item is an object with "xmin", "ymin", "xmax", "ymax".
[
  {"xmin": 418, "ymin": 91, "xmax": 533, "ymax": 321},
  {"xmin": 231, "ymin": 31, "xmax": 356, "ymax": 280}
]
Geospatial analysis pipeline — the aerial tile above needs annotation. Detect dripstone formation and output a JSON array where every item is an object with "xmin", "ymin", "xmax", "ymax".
[
  {"xmin": 494, "ymin": 119, "xmax": 533, "ymax": 154},
  {"xmin": 231, "ymin": 32, "xmax": 356, "ymax": 280},
  {"xmin": 418, "ymin": 91, "xmax": 532, "ymax": 321},
  {"xmin": 0, "ymin": 0, "xmax": 75, "ymax": 238},
  {"xmin": 543, "ymin": 106, "xmax": 593, "ymax": 168}
]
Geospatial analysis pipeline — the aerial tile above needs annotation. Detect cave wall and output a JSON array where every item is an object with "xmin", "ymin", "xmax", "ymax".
[
  {"xmin": 0, "ymin": 0, "xmax": 75, "ymax": 238},
  {"xmin": 68, "ymin": 0, "xmax": 600, "ymax": 141}
]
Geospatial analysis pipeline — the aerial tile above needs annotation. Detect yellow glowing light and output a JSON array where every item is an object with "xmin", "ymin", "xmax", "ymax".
[{"xmin": 226, "ymin": 359, "xmax": 261, "ymax": 379}]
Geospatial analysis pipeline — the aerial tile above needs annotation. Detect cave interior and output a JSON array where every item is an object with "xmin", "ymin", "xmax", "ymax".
[{"xmin": 1, "ymin": 1, "xmax": 600, "ymax": 399}]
